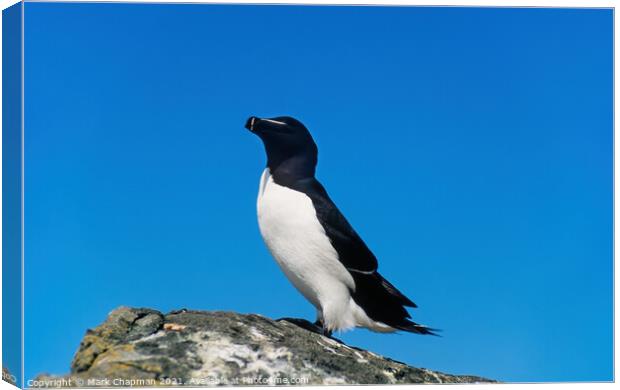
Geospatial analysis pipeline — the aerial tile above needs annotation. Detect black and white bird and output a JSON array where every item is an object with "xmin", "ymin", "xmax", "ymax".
[{"xmin": 245, "ymin": 115, "xmax": 437, "ymax": 337}]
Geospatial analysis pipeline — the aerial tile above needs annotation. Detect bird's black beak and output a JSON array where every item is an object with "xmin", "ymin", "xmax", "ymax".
[{"xmin": 245, "ymin": 116, "xmax": 260, "ymax": 132}]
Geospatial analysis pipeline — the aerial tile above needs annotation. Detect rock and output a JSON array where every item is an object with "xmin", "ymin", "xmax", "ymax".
[{"xmin": 34, "ymin": 307, "xmax": 494, "ymax": 386}]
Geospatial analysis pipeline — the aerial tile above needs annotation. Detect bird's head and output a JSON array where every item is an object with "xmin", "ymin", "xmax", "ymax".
[{"xmin": 245, "ymin": 116, "xmax": 318, "ymax": 178}]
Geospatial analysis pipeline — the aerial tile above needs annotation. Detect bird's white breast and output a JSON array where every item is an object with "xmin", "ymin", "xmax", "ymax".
[
  {"xmin": 257, "ymin": 170, "xmax": 353, "ymax": 306},
  {"xmin": 256, "ymin": 169, "xmax": 393, "ymax": 333}
]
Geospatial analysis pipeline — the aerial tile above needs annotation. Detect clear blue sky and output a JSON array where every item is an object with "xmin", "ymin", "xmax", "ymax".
[{"xmin": 23, "ymin": 3, "xmax": 612, "ymax": 383}]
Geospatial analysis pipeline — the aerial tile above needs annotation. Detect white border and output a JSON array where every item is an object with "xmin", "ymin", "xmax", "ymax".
[{"xmin": 0, "ymin": 1, "xmax": 615, "ymax": 390}]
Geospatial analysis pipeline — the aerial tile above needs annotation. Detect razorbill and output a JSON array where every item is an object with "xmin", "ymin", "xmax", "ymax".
[{"xmin": 245, "ymin": 115, "xmax": 437, "ymax": 336}]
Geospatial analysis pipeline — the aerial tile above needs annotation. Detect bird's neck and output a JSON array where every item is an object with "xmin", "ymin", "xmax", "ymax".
[{"xmin": 268, "ymin": 155, "xmax": 317, "ymax": 187}]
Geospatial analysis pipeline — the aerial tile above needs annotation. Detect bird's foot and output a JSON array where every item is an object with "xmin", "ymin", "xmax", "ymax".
[
  {"xmin": 277, "ymin": 317, "xmax": 342, "ymax": 342},
  {"xmin": 314, "ymin": 319, "xmax": 333, "ymax": 338},
  {"xmin": 277, "ymin": 317, "xmax": 324, "ymax": 334}
]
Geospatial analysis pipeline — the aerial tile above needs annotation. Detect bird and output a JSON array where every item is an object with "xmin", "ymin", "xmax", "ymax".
[{"xmin": 245, "ymin": 115, "xmax": 437, "ymax": 337}]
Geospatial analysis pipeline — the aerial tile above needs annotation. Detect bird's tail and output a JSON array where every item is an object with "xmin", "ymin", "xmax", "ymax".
[
  {"xmin": 395, "ymin": 319, "xmax": 441, "ymax": 336},
  {"xmin": 350, "ymin": 271, "xmax": 440, "ymax": 336}
]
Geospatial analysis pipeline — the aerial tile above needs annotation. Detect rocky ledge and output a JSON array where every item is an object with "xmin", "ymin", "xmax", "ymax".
[{"xmin": 34, "ymin": 307, "xmax": 494, "ymax": 386}]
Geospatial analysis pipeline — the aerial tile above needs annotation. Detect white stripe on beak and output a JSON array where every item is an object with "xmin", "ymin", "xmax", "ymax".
[{"xmin": 262, "ymin": 119, "xmax": 287, "ymax": 126}]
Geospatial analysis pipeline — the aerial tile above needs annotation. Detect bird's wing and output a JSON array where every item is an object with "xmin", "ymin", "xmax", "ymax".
[
  {"xmin": 292, "ymin": 178, "xmax": 378, "ymax": 273},
  {"xmin": 292, "ymin": 177, "xmax": 418, "ymax": 309}
]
